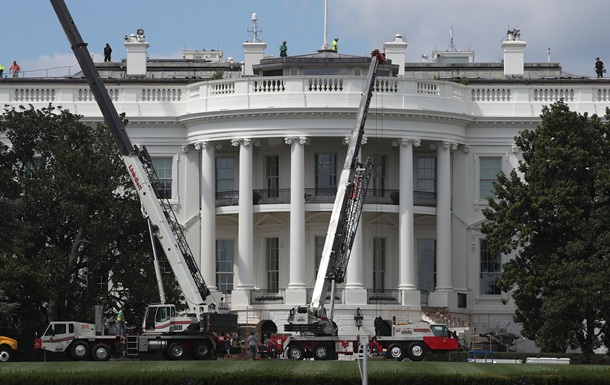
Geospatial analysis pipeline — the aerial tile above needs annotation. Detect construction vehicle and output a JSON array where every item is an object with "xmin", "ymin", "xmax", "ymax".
[
  {"xmin": 281, "ymin": 51, "xmax": 459, "ymax": 361},
  {"xmin": 281, "ymin": 53, "xmax": 377, "ymax": 360},
  {"xmin": 33, "ymin": 0, "xmax": 237, "ymax": 361},
  {"xmin": 0, "ymin": 336, "xmax": 17, "ymax": 362}
]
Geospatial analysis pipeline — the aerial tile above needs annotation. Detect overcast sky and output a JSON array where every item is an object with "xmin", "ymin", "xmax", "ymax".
[{"xmin": 1, "ymin": 0, "xmax": 605, "ymax": 78}]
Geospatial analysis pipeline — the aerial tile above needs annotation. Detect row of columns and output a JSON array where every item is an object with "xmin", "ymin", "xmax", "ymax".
[{"xmin": 194, "ymin": 137, "xmax": 457, "ymax": 306}]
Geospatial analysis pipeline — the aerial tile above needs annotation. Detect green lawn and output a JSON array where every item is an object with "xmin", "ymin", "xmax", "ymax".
[{"xmin": 1, "ymin": 359, "xmax": 609, "ymax": 376}]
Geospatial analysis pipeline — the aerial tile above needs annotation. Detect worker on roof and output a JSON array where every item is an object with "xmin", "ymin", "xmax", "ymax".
[{"xmin": 331, "ymin": 37, "xmax": 339, "ymax": 52}]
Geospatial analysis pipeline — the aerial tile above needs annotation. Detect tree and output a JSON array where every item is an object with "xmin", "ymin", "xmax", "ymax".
[
  {"xmin": 0, "ymin": 104, "xmax": 181, "ymax": 335},
  {"xmin": 482, "ymin": 100, "xmax": 610, "ymax": 353}
]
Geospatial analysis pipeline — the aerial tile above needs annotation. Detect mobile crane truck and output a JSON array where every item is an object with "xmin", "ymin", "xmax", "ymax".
[
  {"xmin": 281, "ymin": 51, "xmax": 459, "ymax": 361},
  {"xmin": 33, "ymin": 0, "xmax": 237, "ymax": 361}
]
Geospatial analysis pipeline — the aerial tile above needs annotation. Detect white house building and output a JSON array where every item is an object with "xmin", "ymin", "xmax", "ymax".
[{"xmin": 2, "ymin": 26, "xmax": 608, "ymax": 344}]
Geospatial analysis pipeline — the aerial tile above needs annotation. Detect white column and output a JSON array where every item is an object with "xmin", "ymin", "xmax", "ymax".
[
  {"xmin": 285, "ymin": 137, "xmax": 307, "ymax": 305},
  {"xmin": 233, "ymin": 138, "xmax": 254, "ymax": 290},
  {"xmin": 345, "ymin": 136, "xmax": 367, "ymax": 305},
  {"xmin": 197, "ymin": 141, "xmax": 217, "ymax": 291},
  {"xmin": 435, "ymin": 141, "xmax": 456, "ymax": 292},
  {"xmin": 396, "ymin": 139, "xmax": 419, "ymax": 295}
]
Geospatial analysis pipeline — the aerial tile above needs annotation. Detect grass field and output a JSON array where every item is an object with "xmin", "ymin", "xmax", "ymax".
[{"xmin": 2, "ymin": 359, "xmax": 610, "ymax": 377}]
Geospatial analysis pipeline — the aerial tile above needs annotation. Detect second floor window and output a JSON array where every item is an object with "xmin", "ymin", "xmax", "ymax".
[
  {"xmin": 315, "ymin": 154, "xmax": 336, "ymax": 194},
  {"xmin": 265, "ymin": 155, "xmax": 279, "ymax": 198},
  {"xmin": 480, "ymin": 157, "xmax": 502, "ymax": 200},
  {"xmin": 23, "ymin": 157, "xmax": 45, "ymax": 179},
  {"xmin": 371, "ymin": 154, "xmax": 387, "ymax": 197},
  {"xmin": 417, "ymin": 157, "xmax": 436, "ymax": 192},
  {"xmin": 216, "ymin": 157, "xmax": 235, "ymax": 193},
  {"xmin": 152, "ymin": 157, "xmax": 173, "ymax": 199},
  {"xmin": 417, "ymin": 239, "xmax": 436, "ymax": 293}
]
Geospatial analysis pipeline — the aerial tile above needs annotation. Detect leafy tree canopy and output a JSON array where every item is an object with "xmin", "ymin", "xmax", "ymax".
[
  {"xmin": 0, "ymin": 104, "xmax": 181, "ymax": 337},
  {"xmin": 482, "ymin": 100, "xmax": 610, "ymax": 353}
]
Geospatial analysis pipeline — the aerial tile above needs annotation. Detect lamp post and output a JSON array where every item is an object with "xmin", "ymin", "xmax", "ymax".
[{"xmin": 354, "ymin": 307, "xmax": 363, "ymax": 330}]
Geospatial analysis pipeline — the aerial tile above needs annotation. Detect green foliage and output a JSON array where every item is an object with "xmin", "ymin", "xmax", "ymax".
[
  {"xmin": 211, "ymin": 70, "xmax": 224, "ymax": 80},
  {"xmin": 482, "ymin": 100, "xmax": 610, "ymax": 353},
  {"xmin": 0, "ymin": 104, "xmax": 177, "ymax": 337}
]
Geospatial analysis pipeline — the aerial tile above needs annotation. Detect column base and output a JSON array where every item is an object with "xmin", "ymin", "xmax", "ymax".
[
  {"xmin": 230, "ymin": 288, "xmax": 251, "ymax": 307},
  {"xmin": 284, "ymin": 287, "xmax": 307, "ymax": 305},
  {"xmin": 428, "ymin": 290, "xmax": 454, "ymax": 308},
  {"xmin": 344, "ymin": 288, "xmax": 368, "ymax": 305},
  {"xmin": 400, "ymin": 289, "xmax": 422, "ymax": 307}
]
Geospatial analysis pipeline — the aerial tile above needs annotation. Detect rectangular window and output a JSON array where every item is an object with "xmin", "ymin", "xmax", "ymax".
[
  {"xmin": 480, "ymin": 239, "xmax": 502, "ymax": 295},
  {"xmin": 266, "ymin": 238, "xmax": 279, "ymax": 293},
  {"xmin": 417, "ymin": 239, "xmax": 436, "ymax": 293},
  {"xmin": 216, "ymin": 239, "xmax": 235, "ymax": 294},
  {"xmin": 314, "ymin": 235, "xmax": 325, "ymax": 279},
  {"xmin": 216, "ymin": 157, "xmax": 235, "ymax": 193},
  {"xmin": 416, "ymin": 157, "xmax": 436, "ymax": 192},
  {"xmin": 24, "ymin": 158, "xmax": 45, "ymax": 179},
  {"xmin": 265, "ymin": 155, "xmax": 280, "ymax": 199},
  {"xmin": 480, "ymin": 157, "xmax": 502, "ymax": 200},
  {"xmin": 372, "ymin": 238, "xmax": 386, "ymax": 292},
  {"xmin": 371, "ymin": 155, "xmax": 387, "ymax": 197},
  {"xmin": 152, "ymin": 157, "xmax": 173, "ymax": 199},
  {"xmin": 315, "ymin": 154, "xmax": 337, "ymax": 197}
]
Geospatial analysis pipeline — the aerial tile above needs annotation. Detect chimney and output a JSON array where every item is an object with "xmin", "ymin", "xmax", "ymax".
[
  {"xmin": 502, "ymin": 28, "xmax": 526, "ymax": 77},
  {"xmin": 383, "ymin": 34, "xmax": 408, "ymax": 75},
  {"xmin": 242, "ymin": 13, "xmax": 266, "ymax": 76},
  {"xmin": 124, "ymin": 29, "xmax": 149, "ymax": 77}
]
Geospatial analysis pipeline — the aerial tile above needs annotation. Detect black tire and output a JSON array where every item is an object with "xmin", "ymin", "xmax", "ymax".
[
  {"xmin": 407, "ymin": 342, "xmax": 426, "ymax": 361},
  {"xmin": 70, "ymin": 341, "xmax": 90, "ymax": 361},
  {"xmin": 0, "ymin": 346, "xmax": 12, "ymax": 362},
  {"xmin": 387, "ymin": 343, "xmax": 405, "ymax": 361},
  {"xmin": 192, "ymin": 341, "xmax": 213, "ymax": 360},
  {"xmin": 313, "ymin": 344, "xmax": 330, "ymax": 360},
  {"xmin": 91, "ymin": 343, "xmax": 111, "ymax": 361},
  {"xmin": 287, "ymin": 345, "xmax": 305, "ymax": 360},
  {"xmin": 166, "ymin": 342, "xmax": 186, "ymax": 360}
]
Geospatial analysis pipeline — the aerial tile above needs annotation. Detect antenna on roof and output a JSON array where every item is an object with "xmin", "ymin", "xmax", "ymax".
[
  {"xmin": 248, "ymin": 13, "xmax": 262, "ymax": 42},
  {"xmin": 449, "ymin": 27, "xmax": 457, "ymax": 51},
  {"xmin": 321, "ymin": 0, "xmax": 330, "ymax": 50}
]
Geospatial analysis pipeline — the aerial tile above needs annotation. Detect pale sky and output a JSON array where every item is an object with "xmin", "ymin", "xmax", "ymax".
[{"xmin": 1, "ymin": 0, "xmax": 606, "ymax": 78}]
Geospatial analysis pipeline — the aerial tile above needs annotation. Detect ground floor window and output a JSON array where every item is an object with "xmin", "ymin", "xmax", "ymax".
[
  {"xmin": 417, "ymin": 238, "xmax": 436, "ymax": 293},
  {"xmin": 216, "ymin": 239, "xmax": 234, "ymax": 294}
]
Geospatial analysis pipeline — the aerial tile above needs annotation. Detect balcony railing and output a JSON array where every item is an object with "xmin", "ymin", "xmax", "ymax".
[
  {"xmin": 250, "ymin": 289, "xmax": 286, "ymax": 305},
  {"xmin": 367, "ymin": 289, "xmax": 400, "ymax": 304},
  {"xmin": 306, "ymin": 288, "xmax": 344, "ymax": 305},
  {"xmin": 216, "ymin": 188, "xmax": 437, "ymax": 208}
]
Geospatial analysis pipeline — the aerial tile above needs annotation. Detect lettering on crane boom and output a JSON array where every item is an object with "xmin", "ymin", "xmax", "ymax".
[{"xmin": 128, "ymin": 164, "xmax": 143, "ymax": 190}]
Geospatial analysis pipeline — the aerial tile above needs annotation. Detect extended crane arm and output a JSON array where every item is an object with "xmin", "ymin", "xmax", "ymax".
[{"xmin": 50, "ymin": 0, "xmax": 210, "ymax": 309}]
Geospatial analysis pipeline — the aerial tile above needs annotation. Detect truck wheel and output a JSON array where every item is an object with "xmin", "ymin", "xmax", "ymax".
[
  {"xmin": 70, "ymin": 341, "xmax": 90, "ymax": 361},
  {"xmin": 92, "ymin": 343, "xmax": 111, "ymax": 361},
  {"xmin": 407, "ymin": 342, "xmax": 426, "ymax": 361},
  {"xmin": 387, "ymin": 343, "xmax": 405, "ymax": 361},
  {"xmin": 166, "ymin": 342, "xmax": 186, "ymax": 360},
  {"xmin": 0, "ymin": 346, "xmax": 12, "ymax": 362},
  {"xmin": 192, "ymin": 341, "xmax": 213, "ymax": 360},
  {"xmin": 287, "ymin": 345, "xmax": 305, "ymax": 360},
  {"xmin": 313, "ymin": 344, "xmax": 330, "ymax": 360}
]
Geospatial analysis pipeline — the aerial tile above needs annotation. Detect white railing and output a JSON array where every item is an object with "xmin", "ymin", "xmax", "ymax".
[{"xmin": 3, "ymin": 77, "xmax": 610, "ymax": 119}]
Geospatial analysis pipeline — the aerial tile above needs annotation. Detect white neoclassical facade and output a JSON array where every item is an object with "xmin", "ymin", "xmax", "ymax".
[{"xmin": 2, "ymin": 30, "xmax": 609, "ymax": 340}]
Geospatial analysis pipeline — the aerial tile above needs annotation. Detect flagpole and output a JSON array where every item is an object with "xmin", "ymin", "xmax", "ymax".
[{"xmin": 321, "ymin": 0, "xmax": 329, "ymax": 50}]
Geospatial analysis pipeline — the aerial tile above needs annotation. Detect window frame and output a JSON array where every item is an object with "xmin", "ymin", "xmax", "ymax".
[{"xmin": 475, "ymin": 154, "xmax": 505, "ymax": 202}]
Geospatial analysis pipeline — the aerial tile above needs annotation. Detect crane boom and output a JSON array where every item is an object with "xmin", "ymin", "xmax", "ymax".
[
  {"xmin": 286, "ymin": 55, "xmax": 380, "ymax": 335},
  {"xmin": 49, "ymin": 0, "xmax": 210, "ymax": 311}
]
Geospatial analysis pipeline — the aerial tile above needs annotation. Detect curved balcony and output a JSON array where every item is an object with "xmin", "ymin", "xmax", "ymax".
[{"xmin": 215, "ymin": 188, "xmax": 437, "ymax": 207}]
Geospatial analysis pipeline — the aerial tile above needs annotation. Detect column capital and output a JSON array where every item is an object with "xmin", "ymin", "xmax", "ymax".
[
  {"xmin": 194, "ymin": 141, "xmax": 211, "ymax": 151},
  {"xmin": 181, "ymin": 144, "xmax": 191, "ymax": 153},
  {"xmin": 432, "ymin": 141, "xmax": 458, "ymax": 151},
  {"xmin": 461, "ymin": 145, "xmax": 471, "ymax": 153},
  {"xmin": 393, "ymin": 138, "xmax": 421, "ymax": 148},
  {"xmin": 231, "ymin": 138, "xmax": 252, "ymax": 147},
  {"xmin": 512, "ymin": 144, "xmax": 520, "ymax": 153},
  {"xmin": 284, "ymin": 136, "xmax": 309, "ymax": 145},
  {"xmin": 343, "ymin": 136, "xmax": 368, "ymax": 145}
]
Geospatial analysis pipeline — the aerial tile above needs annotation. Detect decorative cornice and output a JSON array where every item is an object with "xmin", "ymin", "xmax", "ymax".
[{"xmin": 284, "ymin": 136, "xmax": 309, "ymax": 145}]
